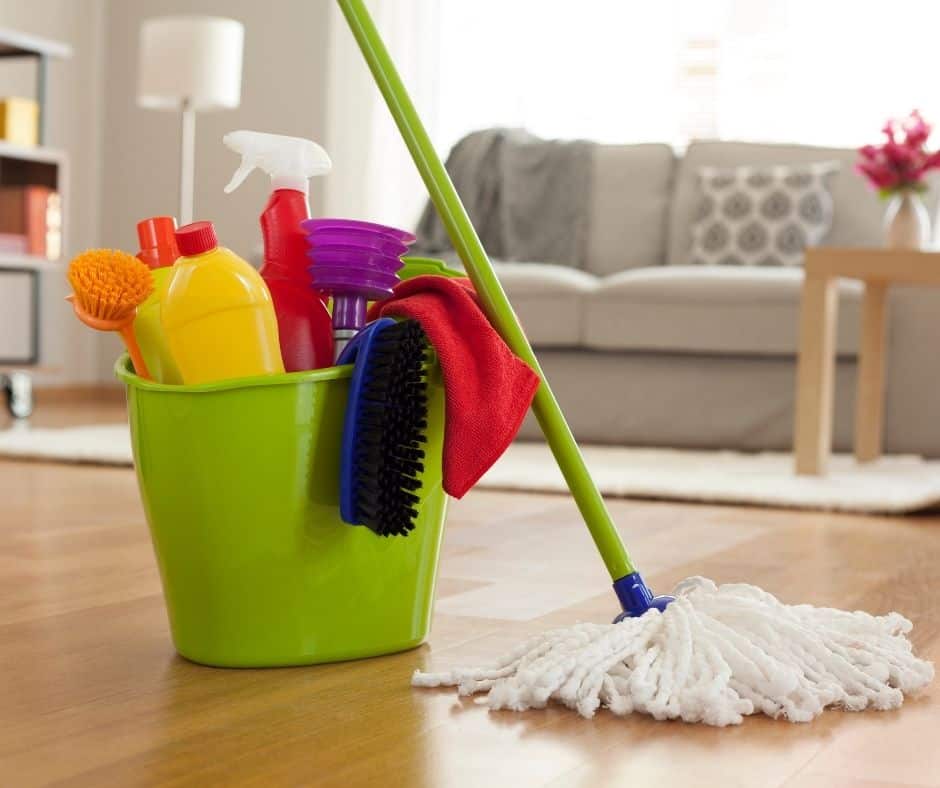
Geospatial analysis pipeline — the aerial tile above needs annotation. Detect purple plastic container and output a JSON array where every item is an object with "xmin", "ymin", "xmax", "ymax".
[{"xmin": 302, "ymin": 218, "xmax": 415, "ymax": 358}]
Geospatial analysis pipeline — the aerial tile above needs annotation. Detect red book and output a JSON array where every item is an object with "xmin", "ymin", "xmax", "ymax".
[{"xmin": 0, "ymin": 185, "xmax": 61, "ymax": 259}]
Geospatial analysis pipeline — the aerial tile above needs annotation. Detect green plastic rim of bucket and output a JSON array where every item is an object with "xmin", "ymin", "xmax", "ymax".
[{"xmin": 116, "ymin": 354, "xmax": 448, "ymax": 668}]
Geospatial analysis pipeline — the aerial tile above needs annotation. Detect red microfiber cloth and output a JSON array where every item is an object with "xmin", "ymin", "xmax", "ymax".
[{"xmin": 368, "ymin": 275, "xmax": 540, "ymax": 498}]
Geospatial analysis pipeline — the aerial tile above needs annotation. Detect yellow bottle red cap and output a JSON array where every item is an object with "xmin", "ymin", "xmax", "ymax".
[{"xmin": 176, "ymin": 221, "xmax": 219, "ymax": 257}]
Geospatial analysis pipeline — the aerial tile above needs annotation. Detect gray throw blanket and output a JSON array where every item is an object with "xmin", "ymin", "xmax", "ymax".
[{"xmin": 413, "ymin": 128, "xmax": 594, "ymax": 268}]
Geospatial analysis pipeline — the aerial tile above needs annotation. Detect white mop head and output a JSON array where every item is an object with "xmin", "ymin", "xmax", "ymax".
[{"xmin": 413, "ymin": 577, "xmax": 933, "ymax": 726}]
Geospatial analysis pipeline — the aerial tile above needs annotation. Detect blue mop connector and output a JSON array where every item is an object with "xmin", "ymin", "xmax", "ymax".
[{"xmin": 612, "ymin": 572, "xmax": 675, "ymax": 622}]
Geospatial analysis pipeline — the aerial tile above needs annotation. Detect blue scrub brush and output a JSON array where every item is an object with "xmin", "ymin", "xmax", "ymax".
[{"xmin": 337, "ymin": 317, "xmax": 431, "ymax": 536}]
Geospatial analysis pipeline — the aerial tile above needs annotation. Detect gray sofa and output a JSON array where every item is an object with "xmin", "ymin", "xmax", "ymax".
[{"xmin": 492, "ymin": 140, "xmax": 940, "ymax": 455}]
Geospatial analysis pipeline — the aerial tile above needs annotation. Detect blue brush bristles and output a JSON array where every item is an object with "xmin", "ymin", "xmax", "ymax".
[{"xmin": 337, "ymin": 317, "xmax": 431, "ymax": 536}]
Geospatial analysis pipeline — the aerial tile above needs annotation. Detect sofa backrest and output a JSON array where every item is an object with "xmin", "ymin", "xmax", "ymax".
[
  {"xmin": 585, "ymin": 143, "xmax": 675, "ymax": 275},
  {"xmin": 665, "ymin": 140, "xmax": 940, "ymax": 266}
]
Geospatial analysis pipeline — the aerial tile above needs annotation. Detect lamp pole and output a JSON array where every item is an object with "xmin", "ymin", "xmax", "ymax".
[{"xmin": 179, "ymin": 97, "xmax": 195, "ymax": 225}]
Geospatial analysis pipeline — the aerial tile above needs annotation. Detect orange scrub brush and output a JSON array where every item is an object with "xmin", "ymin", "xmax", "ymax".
[{"xmin": 67, "ymin": 249, "xmax": 155, "ymax": 380}]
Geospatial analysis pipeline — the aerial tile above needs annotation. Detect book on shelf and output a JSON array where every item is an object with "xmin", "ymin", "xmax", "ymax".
[
  {"xmin": 0, "ymin": 233, "xmax": 28, "ymax": 254},
  {"xmin": 0, "ymin": 97, "xmax": 39, "ymax": 147},
  {"xmin": 0, "ymin": 185, "xmax": 61, "ymax": 260}
]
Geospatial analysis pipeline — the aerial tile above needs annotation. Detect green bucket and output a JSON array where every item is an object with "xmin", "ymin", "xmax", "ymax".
[{"xmin": 115, "ymin": 355, "xmax": 448, "ymax": 667}]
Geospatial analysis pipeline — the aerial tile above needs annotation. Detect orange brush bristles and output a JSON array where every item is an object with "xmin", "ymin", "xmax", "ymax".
[{"xmin": 68, "ymin": 249, "xmax": 154, "ymax": 322}]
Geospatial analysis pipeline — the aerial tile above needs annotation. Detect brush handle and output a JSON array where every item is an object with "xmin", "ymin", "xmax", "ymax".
[
  {"xmin": 119, "ymin": 323, "xmax": 152, "ymax": 381},
  {"xmin": 336, "ymin": 0, "xmax": 635, "ymax": 581}
]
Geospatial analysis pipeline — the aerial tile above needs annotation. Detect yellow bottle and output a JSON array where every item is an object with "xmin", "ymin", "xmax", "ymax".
[{"xmin": 162, "ymin": 221, "xmax": 285, "ymax": 384}]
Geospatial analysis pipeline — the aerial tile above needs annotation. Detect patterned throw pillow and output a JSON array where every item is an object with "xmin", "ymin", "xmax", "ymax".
[{"xmin": 689, "ymin": 162, "xmax": 839, "ymax": 267}]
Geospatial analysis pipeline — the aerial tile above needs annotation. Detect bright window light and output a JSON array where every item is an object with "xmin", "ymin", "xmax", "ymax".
[{"xmin": 433, "ymin": 0, "xmax": 940, "ymax": 151}]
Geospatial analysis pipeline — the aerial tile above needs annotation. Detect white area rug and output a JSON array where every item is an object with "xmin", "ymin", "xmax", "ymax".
[
  {"xmin": 478, "ymin": 443, "xmax": 940, "ymax": 514},
  {"xmin": 2, "ymin": 424, "xmax": 940, "ymax": 514},
  {"xmin": 0, "ymin": 423, "xmax": 133, "ymax": 466}
]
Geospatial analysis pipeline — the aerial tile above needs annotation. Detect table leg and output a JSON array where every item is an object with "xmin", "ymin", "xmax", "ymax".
[
  {"xmin": 855, "ymin": 282, "xmax": 888, "ymax": 463},
  {"xmin": 794, "ymin": 275, "xmax": 839, "ymax": 475}
]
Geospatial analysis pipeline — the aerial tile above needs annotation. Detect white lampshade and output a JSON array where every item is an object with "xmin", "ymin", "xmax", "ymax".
[{"xmin": 137, "ymin": 16, "xmax": 244, "ymax": 111}]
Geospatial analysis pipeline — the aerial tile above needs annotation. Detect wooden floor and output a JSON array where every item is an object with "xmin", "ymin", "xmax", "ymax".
[{"xmin": 1, "ymin": 395, "xmax": 938, "ymax": 788}]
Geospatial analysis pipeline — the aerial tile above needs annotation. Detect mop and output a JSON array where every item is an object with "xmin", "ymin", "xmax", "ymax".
[{"xmin": 336, "ymin": 0, "xmax": 934, "ymax": 725}]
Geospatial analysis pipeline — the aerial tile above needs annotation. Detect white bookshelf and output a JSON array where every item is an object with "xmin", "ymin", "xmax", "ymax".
[{"xmin": 0, "ymin": 29, "xmax": 70, "ymax": 417}]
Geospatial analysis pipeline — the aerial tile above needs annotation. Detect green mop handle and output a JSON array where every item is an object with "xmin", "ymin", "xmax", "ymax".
[{"xmin": 337, "ymin": 0, "xmax": 635, "ymax": 581}]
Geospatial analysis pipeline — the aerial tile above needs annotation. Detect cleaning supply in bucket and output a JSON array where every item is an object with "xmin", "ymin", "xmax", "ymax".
[
  {"xmin": 133, "ymin": 216, "xmax": 182, "ymax": 384},
  {"xmin": 223, "ymin": 130, "xmax": 334, "ymax": 371},
  {"xmin": 162, "ymin": 221, "xmax": 285, "ymax": 384},
  {"xmin": 367, "ymin": 275, "xmax": 539, "ymax": 498},
  {"xmin": 336, "ymin": 317, "xmax": 430, "ymax": 536},
  {"xmin": 303, "ymin": 218, "xmax": 415, "ymax": 359},
  {"xmin": 339, "ymin": 0, "xmax": 932, "ymax": 725},
  {"xmin": 67, "ymin": 248, "xmax": 154, "ymax": 380}
]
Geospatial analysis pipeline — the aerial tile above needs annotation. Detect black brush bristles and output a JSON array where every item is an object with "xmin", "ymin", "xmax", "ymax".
[{"xmin": 352, "ymin": 320, "xmax": 431, "ymax": 537}]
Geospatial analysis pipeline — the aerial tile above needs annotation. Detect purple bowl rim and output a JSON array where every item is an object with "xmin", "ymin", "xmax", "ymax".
[
  {"xmin": 301, "ymin": 217, "xmax": 417, "ymax": 245},
  {"xmin": 308, "ymin": 259, "xmax": 403, "ymax": 274},
  {"xmin": 305, "ymin": 240, "xmax": 409, "ymax": 256},
  {"xmin": 307, "ymin": 249, "xmax": 404, "ymax": 268},
  {"xmin": 305, "ymin": 226, "xmax": 404, "ymax": 239},
  {"xmin": 308, "ymin": 266, "xmax": 401, "ymax": 283},
  {"xmin": 309, "ymin": 276, "xmax": 398, "ymax": 289},
  {"xmin": 307, "ymin": 273, "xmax": 398, "ymax": 295}
]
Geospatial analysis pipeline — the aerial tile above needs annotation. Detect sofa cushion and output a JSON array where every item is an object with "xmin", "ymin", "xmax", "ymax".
[
  {"xmin": 690, "ymin": 162, "xmax": 838, "ymax": 267},
  {"xmin": 494, "ymin": 261, "xmax": 598, "ymax": 347},
  {"xmin": 585, "ymin": 143, "xmax": 676, "ymax": 276},
  {"xmin": 667, "ymin": 140, "xmax": 940, "ymax": 266},
  {"xmin": 582, "ymin": 266, "xmax": 862, "ymax": 356}
]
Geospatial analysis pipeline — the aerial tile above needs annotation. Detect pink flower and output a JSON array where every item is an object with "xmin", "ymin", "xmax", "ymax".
[
  {"xmin": 856, "ymin": 161, "xmax": 900, "ymax": 190},
  {"xmin": 902, "ymin": 110, "xmax": 931, "ymax": 147},
  {"xmin": 857, "ymin": 110, "xmax": 940, "ymax": 195}
]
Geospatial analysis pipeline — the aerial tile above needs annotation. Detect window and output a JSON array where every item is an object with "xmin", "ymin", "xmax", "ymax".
[{"xmin": 433, "ymin": 0, "xmax": 940, "ymax": 151}]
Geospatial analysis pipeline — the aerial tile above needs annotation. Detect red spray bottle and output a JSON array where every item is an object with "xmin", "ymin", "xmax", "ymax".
[{"xmin": 223, "ymin": 130, "xmax": 334, "ymax": 370}]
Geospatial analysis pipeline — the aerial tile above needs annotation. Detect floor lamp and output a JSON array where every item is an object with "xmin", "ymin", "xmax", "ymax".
[{"xmin": 137, "ymin": 16, "xmax": 244, "ymax": 225}]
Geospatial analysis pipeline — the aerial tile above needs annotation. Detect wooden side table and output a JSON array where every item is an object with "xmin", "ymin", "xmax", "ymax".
[{"xmin": 794, "ymin": 247, "xmax": 940, "ymax": 475}]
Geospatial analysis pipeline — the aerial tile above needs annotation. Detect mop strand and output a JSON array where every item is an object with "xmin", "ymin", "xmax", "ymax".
[{"xmin": 412, "ymin": 578, "xmax": 934, "ymax": 726}]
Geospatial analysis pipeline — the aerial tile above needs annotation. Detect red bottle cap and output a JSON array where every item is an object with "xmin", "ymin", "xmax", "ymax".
[
  {"xmin": 175, "ymin": 221, "xmax": 219, "ymax": 257},
  {"xmin": 136, "ymin": 216, "xmax": 179, "ymax": 269}
]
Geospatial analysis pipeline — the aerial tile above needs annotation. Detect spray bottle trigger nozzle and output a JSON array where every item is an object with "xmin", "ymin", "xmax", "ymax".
[
  {"xmin": 223, "ymin": 129, "xmax": 332, "ymax": 195},
  {"xmin": 224, "ymin": 159, "xmax": 257, "ymax": 194}
]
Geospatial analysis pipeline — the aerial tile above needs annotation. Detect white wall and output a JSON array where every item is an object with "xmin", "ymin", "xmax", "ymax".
[{"xmin": 0, "ymin": 0, "xmax": 107, "ymax": 384}]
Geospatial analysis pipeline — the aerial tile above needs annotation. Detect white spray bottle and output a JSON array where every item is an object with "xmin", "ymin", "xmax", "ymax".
[{"xmin": 223, "ymin": 130, "xmax": 334, "ymax": 371}]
